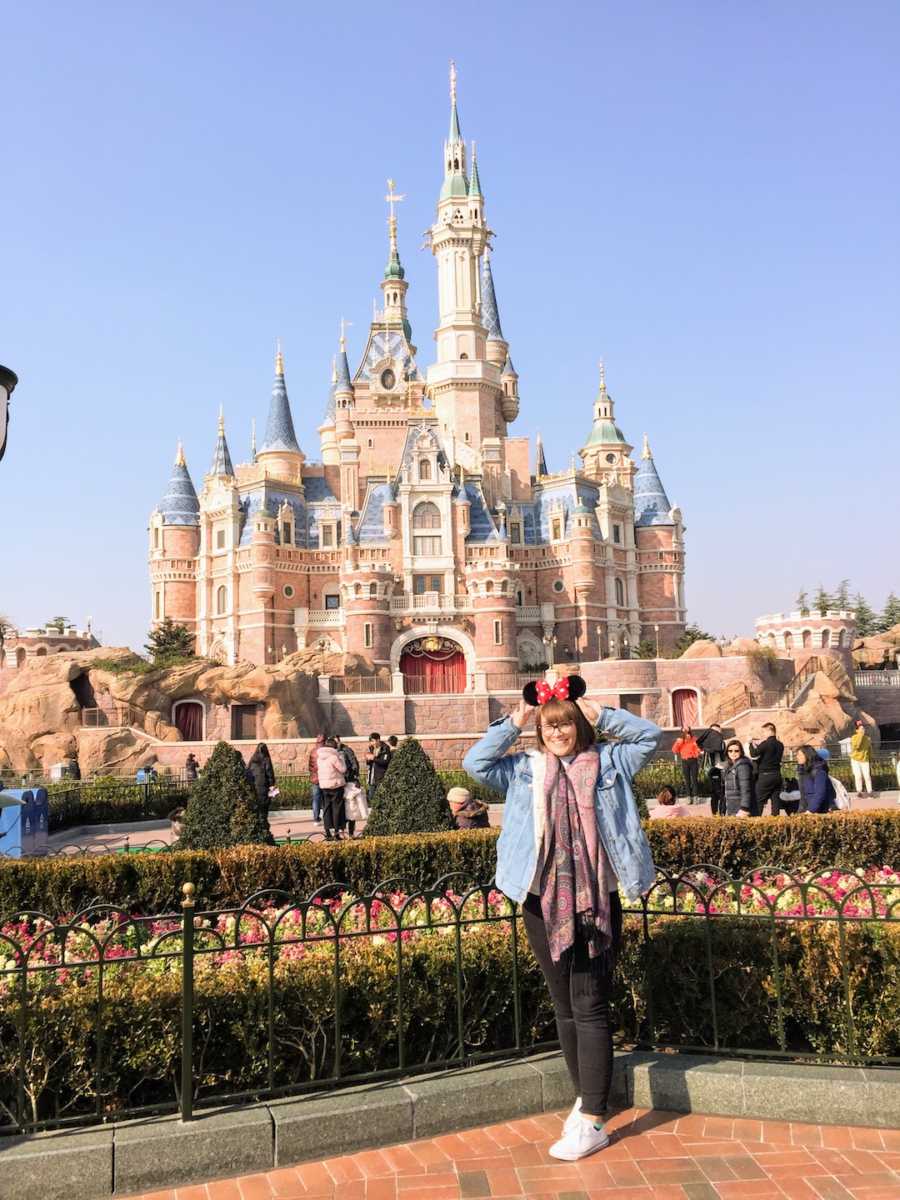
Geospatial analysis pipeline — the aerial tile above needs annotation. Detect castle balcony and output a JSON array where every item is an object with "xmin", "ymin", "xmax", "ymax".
[
  {"xmin": 515, "ymin": 603, "xmax": 555, "ymax": 625},
  {"xmin": 294, "ymin": 607, "xmax": 345, "ymax": 628},
  {"xmin": 389, "ymin": 592, "xmax": 472, "ymax": 614}
]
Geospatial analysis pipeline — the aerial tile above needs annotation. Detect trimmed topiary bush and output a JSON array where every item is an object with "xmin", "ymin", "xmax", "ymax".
[
  {"xmin": 179, "ymin": 741, "xmax": 273, "ymax": 850},
  {"xmin": 364, "ymin": 738, "xmax": 455, "ymax": 837}
]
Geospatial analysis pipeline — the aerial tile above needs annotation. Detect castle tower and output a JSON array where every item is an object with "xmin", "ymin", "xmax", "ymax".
[
  {"xmin": 256, "ymin": 343, "xmax": 304, "ymax": 484},
  {"xmin": 634, "ymin": 434, "xmax": 686, "ymax": 653},
  {"xmin": 579, "ymin": 362, "xmax": 635, "ymax": 488},
  {"xmin": 426, "ymin": 63, "xmax": 508, "ymax": 456},
  {"xmin": 380, "ymin": 179, "xmax": 415, "ymax": 349},
  {"xmin": 319, "ymin": 357, "xmax": 339, "ymax": 466},
  {"xmin": 148, "ymin": 442, "xmax": 200, "ymax": 640}
]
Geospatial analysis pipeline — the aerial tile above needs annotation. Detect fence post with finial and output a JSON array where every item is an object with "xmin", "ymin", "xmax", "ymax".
[{"xmin": 180, "ymin": 881, "xmax": 196, "ymax": 1121}]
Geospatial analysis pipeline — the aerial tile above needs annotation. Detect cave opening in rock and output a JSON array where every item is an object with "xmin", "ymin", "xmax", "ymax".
[{"xmin": 69, "ymin": 672, "xmax": 97, "ymax": 710}]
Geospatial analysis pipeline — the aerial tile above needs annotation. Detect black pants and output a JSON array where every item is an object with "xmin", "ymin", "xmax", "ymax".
[
  {"xmin": 756, "ymin": 771, "xmax": 782, "ymax": 816},
  {"xmin": 523, "ymin": 892, "xmax": 623, "ymax": 1117},
  {"xmin": 709, "ymin": 777, "xmax": 725, "ymax": 816},
  {"xmin": 321, "ymin": 789, "xmax": 344, "ymax": 837},
  {"xmin": 680, "ymin": 758, "xmax": 700, "ymax": 799}
]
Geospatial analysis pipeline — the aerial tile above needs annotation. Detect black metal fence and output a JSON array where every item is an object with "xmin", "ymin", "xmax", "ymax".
[{"xmin": 1, "ymin": 866, "xmax": 897, "ymax": 1135}]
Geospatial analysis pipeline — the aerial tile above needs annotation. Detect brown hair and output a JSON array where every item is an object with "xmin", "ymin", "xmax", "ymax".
[
  {"xmin": 534, "ymin": 697, "xmax": 596, "ymax": 754},
  {"xmin": 725, "ymin": 738, "xmax": 745, "ymax": 757},
  {"xmin": 657, "ymin": 785, "xmax": 677, "ymax": 806}
]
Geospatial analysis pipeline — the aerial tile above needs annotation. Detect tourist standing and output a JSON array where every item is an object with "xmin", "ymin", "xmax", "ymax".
[
  {"xmin": 672, "ymin": 728, "xmax": 702, "ymax": 803},
  {"xmin": 316, "ymin": 737, "xmax": 347, "ymax": 840},
  {"xmin": 184, "ymin": 752, "xmax": 199, "ymax": 784},
  {"xmin": 707, "ymin": 763, "xmax": 725, "ymax": 816},
  {"xmin": 796, "ymin": 746, "xmax": 835, "ymax": 813},
  {"xmin": 697, "ymin": 723, "xmax": 726, "ymax": 770},
  {"xmin": 723, "ymin": 740, "xmax": 755, "ymax": 818},
  {"xmin": 334, "ymin": 736, "xmax": 361, "ymax": 835},
  {"xmin": 308, "ymin": 734, "xmax": 324, "ymax": 822},
  {"xmin": 751, "ymin": 723, "xmax": 784, "ymax": 815},
  {"xmin": 365, "ymin": 732, "xmax": 392, "ymax": 800},
  {"xmin": 464, "ymin": 678, "xmax": 660, "ymax": 1162},
  {"xmin": 247, "ymin": 743, "xmax": 276, "ymax": 820},
  {"xmin": 849, "ymin": 721, "xmax": 874, "ymax": 797}
]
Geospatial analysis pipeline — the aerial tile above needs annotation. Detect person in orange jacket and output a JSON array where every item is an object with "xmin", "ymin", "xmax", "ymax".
[{"xmin": 672, "ymin": 727, "xmax": 702, "ymax": 804}]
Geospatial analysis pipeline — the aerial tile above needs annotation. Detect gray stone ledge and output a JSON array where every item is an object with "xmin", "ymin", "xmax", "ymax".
[
  {"xmin": 269, "ymin": 1081, "xmax": 412, "ymax": 1165},
  {"xmin": 2, "ymin": 1052, "xmax": 896, "ymax": 1197},
  {"xmin": 0, "ymin": 1125, "xmax": 113, "ymax": 1200},
  {"xmin": 114, "ymin": 1104, "xmax": 273, "ymax": 1194},
  {"xmin": 403, "ymin": 1060, "xmax": 543, "ymax": 1139}
]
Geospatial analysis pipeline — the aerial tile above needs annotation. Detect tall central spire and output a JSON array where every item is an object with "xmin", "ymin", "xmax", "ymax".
[
  {"xmin": 441, "ymin": 60, "xmax": 468, "ymax": 199},
  {"xmin": 259, "ymin": 340, "xmax": 301, "ymax": 455}
]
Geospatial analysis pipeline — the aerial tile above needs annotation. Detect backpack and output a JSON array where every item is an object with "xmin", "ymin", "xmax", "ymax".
[{"xmin": 830, "ymin": 775, "xmax": 852, "ymax": 812}]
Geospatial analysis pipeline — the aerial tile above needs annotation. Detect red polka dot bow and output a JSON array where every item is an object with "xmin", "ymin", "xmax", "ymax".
[{"xmin": 535, "ymin": 678, "xmax": 570, "ymax": 705}]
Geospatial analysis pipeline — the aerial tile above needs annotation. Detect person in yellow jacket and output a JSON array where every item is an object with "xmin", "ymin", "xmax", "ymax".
[{"xmin": 849, "ymin": 721, "xmax": 874, "ymax": 797}]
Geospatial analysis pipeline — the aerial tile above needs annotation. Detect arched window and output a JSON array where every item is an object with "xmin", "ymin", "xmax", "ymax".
[
  {"xmin": 485, "ymin": 580, "xmax": 494, "ymax": 593},
  {"xmin": 419, "ymin": 458, "xmax": 431, "ymax": 481},
  {"xmin": 36, "ymin": 647, "xmax": 47, "ymax": 657},
  {"xmin": 615, "ymin": 577, "xmax": 625, "ymax": 607},
  {"xmin": 802, "ymin": 630, "xmax": 811, "ymax": 647},
  {"xmin": 821, "ymin": 629, "xmax": 831, "ymax": 648},
  {"xmin": 784, "ymin": 632, "xmax": 794, "ymax": 650},
  {"xmin": 15, "ymin": 647, "xmax": 26, "ymax": 668},
  {"xmin": 216, "ymin": 585, "xmax": 227, "ymax": 615},
  {"xmin": 838, "ymin": 628, "xmax": 847, "ymax": 648},
  {"xmin": 413, "ymin": 502, "xmax": 441, "ymax": 528},
  {"xmin": 369, "ymin": 582, "xmax": 377, "ymax": 597}
]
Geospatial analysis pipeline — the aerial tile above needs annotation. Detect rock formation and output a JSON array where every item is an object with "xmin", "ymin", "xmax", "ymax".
[
  {"xmin": 0, "ymin": 647, "xmax": 338, "ymax": 776},
  {"xmin": 853, "ymin": 623, "xmax": 900, "ymax": 669},
  {"xmin": 680, "ymin": 639, "xmax": 722, "ymax": 659}
]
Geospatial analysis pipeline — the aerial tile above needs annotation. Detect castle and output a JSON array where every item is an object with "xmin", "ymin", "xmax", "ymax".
[{"xmin": 148, "ymin": 67, "xmax": 686, "ymax": 690}]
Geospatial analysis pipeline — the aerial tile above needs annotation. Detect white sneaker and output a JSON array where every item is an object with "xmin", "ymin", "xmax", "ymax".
[
  {"xmin": 549, "ymin": 1114, "xmax": 610, "ymax": 1160},
  {"xmin": 563, "ymin": 1096, "xmax": 583, "ymax": 1133}
]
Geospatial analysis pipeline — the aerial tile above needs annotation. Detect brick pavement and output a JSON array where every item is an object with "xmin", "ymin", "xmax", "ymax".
[{"xmin": 123, "ymin": 1105, "xmax": 900, "ymax": 1200}]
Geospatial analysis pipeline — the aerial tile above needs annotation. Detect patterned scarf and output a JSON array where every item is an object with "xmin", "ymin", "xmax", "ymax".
[{"xmin": 539, "ymin": 749, "xmax": 614, "ymax": 965}]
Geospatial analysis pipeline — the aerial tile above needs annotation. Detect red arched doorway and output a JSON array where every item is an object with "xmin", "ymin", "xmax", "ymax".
[
  {"xmin": 400, "ymin": 637, "xmax": 466, "ymax": 694},
  {"xmin": 173, "ymin": 701, "xmax": 204, "ymax": 741},
  {"xmin": 672, "ymin": 688, "xmax": 699, "ymax": 728}
]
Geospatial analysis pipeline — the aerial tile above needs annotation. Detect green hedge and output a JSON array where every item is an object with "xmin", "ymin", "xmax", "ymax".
[
  {"xmin": 47, "ymin": 778, "xmax": 190, "ymax": 831},
  {"xmin": 1, "ymin": 910, "xmax": 896, "ymax": 1128},
  {"xmin": 3, "ymin": 812, "xmax": 898, "ymax": 919}
]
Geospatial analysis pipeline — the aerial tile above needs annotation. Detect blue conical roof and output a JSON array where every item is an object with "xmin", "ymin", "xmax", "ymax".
[
  {"xmin": 634, "ymin": 441, "xmax": 673, "ymax": 526},
  {"xmin": 259, "ymin": 349, "xmax": 301, "ymax": 454},
  {"xmin": 209, "ymin": 411, "xmax": 234, "ymax": 477},
  {"xmin": 335, "ymin": 342, "xmax": 353, "ymax": 394},
  {"xmin": 535, "ymin": 434, "xmax": 548, "ymax": 477},
  {"xmin": 481, "ymin": 253, "xmax": 504, "ymax": 341},
  {"xmin": 158, "ymin": 446, "xmax": 200, "ymax": 525}
]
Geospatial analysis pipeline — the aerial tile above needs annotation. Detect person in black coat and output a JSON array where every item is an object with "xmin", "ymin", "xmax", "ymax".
[
  {"xmin": 247, "ymin": 743, "xmax": 276, "ymax": 819},
  {"xmin": 750, "ymin": 723, "xmax": 784, "ymax": 815},
  {"xmin": 723, "ymin": 739, "xmax": 756, "ymax": 817},
  {"xmin": 697, "ymin": 723, "xmax": 726, "ymax": 769},
  {"xmin": 365, "ymin": 732, "xmax": 392, "ymax": 800}
]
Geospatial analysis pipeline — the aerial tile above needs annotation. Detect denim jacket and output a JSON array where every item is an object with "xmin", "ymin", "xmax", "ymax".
[{"xmin": 463, "ymin": 707, "xmax": 661, "ymax": 903}]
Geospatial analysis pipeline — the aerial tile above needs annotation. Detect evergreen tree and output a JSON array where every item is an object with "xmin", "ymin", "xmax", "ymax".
[
  {"xmin": 674, "ymin": 623, "xmax": 716, "ymax": 656},
  {"xmin": 46, "ymin": 616, "xmax": 70, "ymax": 633},
  {"xmin": 834, "ymin": 579, "xmax": 851, "ymax": 610},
  {"xmin": 813, "ymin": 584, "xmax": 832, "ymax": 616},
  {"xmin": 853, "ymin": 592, "xmax": 878, "ymax": 637},
  {"xmin": 179, "ymin": 741, "xmax": 273, "ymax": 849},
  {"xmin": 635, "ymin": 639, "xmax": 656, "ymax": 660},
  {"xmin": 795, "ymin": 588, "xmax": 810, "ymax": 615},
  {"xmin": 878, "ymin": 592, "xmax": 900, "ymax": 634},
  {"xmin": 145, "ymin": 618, "xmax": 195, "ymax": 665},
  {"xmin": 364, "ymin": 738, "xmax": 454, "ymax": 837}
]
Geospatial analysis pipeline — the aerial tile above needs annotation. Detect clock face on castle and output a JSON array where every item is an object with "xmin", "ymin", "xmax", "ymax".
[{"xmin": 362, "ymin": 331, "xmax": 406, "ymax": 378}]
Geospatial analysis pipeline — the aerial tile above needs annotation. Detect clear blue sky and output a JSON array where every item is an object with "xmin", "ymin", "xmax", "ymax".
[{"xmin": 3, "ymin": 1, "xmax": 898, "ymax": 649}]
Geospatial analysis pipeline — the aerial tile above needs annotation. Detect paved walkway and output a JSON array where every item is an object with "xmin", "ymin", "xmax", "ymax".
[{"xmin": 124, "ymin": 1106, "xmax": 900, "ymax": 1199}]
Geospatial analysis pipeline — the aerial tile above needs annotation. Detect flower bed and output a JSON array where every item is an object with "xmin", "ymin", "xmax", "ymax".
[{"xmin": 1, "ymin": 867, "xmax": 898, "ymax": 1131}]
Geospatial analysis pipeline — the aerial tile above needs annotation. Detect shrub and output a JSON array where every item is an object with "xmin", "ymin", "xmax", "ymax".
[
  {"xmin": 47, "ymin": 777, "xmax": 189, "ymax": 831},
  {"xmin": 2, "ymin": 813, "xmax": 898, "ymax": 920},
  {"xmin": 179, "ymin": 741, "xmax": 273, "ymax": 850},
  {"xmin": 364, "ymin": 739, "xmax": 454, "ymax": 837}
]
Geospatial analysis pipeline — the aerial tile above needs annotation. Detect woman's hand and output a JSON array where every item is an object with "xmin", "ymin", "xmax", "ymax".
[
  {"xmin": 510, "ymin": 699, "xmax": 534, "ymax": 730},
  {"xmin": 576, "ymin": 695, "xmax": 600, "ymax": 724}
]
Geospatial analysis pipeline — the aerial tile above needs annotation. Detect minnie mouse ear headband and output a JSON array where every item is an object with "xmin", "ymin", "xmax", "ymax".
[{"xmin": 522, "ymin": 674, "xmax": 587, "ymax": 707}]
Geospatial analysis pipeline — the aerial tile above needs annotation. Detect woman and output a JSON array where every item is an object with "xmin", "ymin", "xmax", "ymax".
[
  {"xmin": 463, "ymin": 678, "xmax": 660, "ymax": 1162},
  {"xmin": 335, "ymin": 736, "xmax": 361, "ymax": 835},
  {"xmin": 796, "ymin": 745, "xmax": 835, "ymax": 813},
  {"xmin": 447, "ymin": 785, "xmax": 490, "ymax": 829},
  {"xmin": 246, "ymin": 743, "xmax": 276, "ymax": 820},
  {"xmin": 316, "ymin": 737, "xmax": 347, "ymax": 840},
  {"xmin": 671, "ymin": 727, "xmax": 702, "ymax": 803},
  {"xmin": 722, "ymin": 739, "xmax": 755, "ymax": 817},
  {"xmin": 649, "ymin": 784, "xmax": 691, "ymax": 819}
]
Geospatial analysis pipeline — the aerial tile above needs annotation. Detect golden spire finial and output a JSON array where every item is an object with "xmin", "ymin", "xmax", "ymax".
[
  {"xmin": 642, "ymin": 433, "xmax": 652, "ymax": 460},
  {"xmin": 385, "ymin": 177, "xmax": 405, "ymax": 256},
  {"xmin": 218, "ymin": 405, "xmax": 225, "ymax": 434},
  {"xmin": 175, "ymin": 440, "xmax": 185, "ymax": 467},
  {"xmin": 598, "ymin": 359, "xmax": 606, "ymax": 393},
  {"xmin": 450, "ymin": 60, "xmax": 457, "ymax": 105},
  {"xmin": 275, "ymin": 337, "xmax": 284, "ymax": 376}
]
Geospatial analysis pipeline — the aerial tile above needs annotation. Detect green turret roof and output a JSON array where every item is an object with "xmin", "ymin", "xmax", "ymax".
[{"xmin": 584, "ymin": 418, "xmax": 629, "ymax": 447}]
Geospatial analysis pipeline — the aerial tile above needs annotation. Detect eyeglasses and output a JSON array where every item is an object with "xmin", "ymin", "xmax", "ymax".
[{"xmin": 544, "ymin": 720, "xmax": 575, "ymax": 733}]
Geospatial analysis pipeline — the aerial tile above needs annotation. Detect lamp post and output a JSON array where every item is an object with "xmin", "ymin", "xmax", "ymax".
[
  {"xmin": 317, "ymin": 636, "xmax": 329, "ymax": 676},
  {"xmin": 596, "ymin": 625, "xmax": 604, "ymax": 660},
  {"xmin": 0, "ymin": 365, "xmax": 19, "ymax": 463},
  {"xmin": 654, "ymin": 623, "xmax": 660, "ymax": 658},
  {"xmin": 542, "ymin": 632, "xmax": 557, "ymax": 669},
  {"xmin": 622, "ymin": 634, "xmax": 630, "ymax": 660}
]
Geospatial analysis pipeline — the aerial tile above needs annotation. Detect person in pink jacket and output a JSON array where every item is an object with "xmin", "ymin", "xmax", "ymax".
[{"xmin": 315, "ymin": 738, "xmax": 347, "ymax": 840}]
